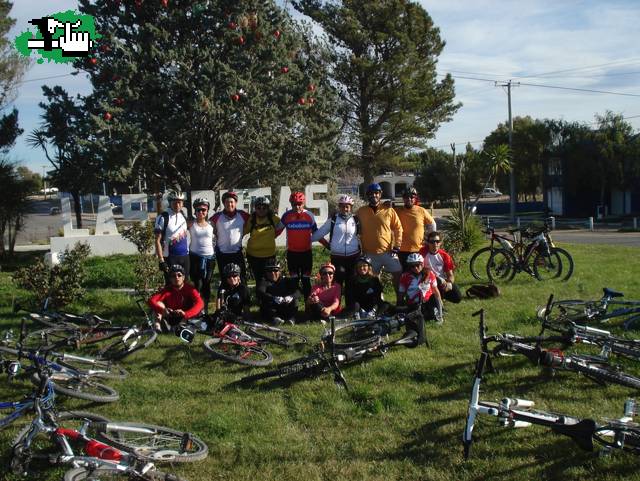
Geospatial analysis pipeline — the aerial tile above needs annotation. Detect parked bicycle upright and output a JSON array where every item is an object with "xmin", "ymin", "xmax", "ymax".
[{"xmin": 469, "ymin": 218, "xmax": 573, "ymax": 283}]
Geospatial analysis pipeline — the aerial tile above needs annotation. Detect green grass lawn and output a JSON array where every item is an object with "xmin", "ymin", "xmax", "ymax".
[{"xmin": 1, "ymin": 244, "xmax": 640, "ymax": 480}]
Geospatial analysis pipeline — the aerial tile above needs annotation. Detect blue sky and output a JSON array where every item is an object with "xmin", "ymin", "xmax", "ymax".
[{"xmin": 6, "ymin": 0, "xmax": 640, "ymax": 174}]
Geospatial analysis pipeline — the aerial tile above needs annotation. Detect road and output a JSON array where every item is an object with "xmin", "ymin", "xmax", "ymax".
[{"xmin": 13, "ymin": 201, "xmax": 640, "ymax": 249}]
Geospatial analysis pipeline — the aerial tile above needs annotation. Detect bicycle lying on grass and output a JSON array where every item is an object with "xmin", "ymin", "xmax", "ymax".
[
  {"xmin": 6, "ymin": 345, "xmax": 208, "ymax": 479},
  {"xmin": 15, "ymin": 299, "xmax": 158, "ymax": 361},
  {"xmin": 537, "ymin": 294, "xmax": 640, "ymax": 362},
  {"xmin": 477, "ymin": 309, "xmax": 640, "ymax": 389},
  {"xmin": 0, "ymin": 345, "xmax": 123, "ymax": 403},
  {"xmin": 469, "ymin": 220, "xmax": 574, "ymax": 283},
  {"xmin": 174, "ymin": 306, "xmax": 307, "ymax": 367},
  {"xmin": 537, "ymin": 288, "xmax": 640, "ymax": 331},
  {"xmin": 463, "ymin": 352, "xmax": 640, "ymax": 459},
  {"xmin": 239, "ymin": 311, "xmax": 426, "ymax": 390}
]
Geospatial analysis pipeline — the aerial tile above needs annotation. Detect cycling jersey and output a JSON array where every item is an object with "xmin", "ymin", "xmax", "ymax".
[
  {"xmin": 280, "ymin": 209, "xmax": 317, "ymax": 252},
  {"xmin": 244, "ymin": 214, "xmax": 282, "ymax": 257},
  {"xmin": 154, "ymin": 209, "xmax": 188, "ymax": 257},
  {"xmin": 396, "ymin": 206, "xmax": 436, "ymax": 252},
  {"xmin": 148, "ymin": 283, "xmax": 204, "ymax": 319},
  {"xmin": 419, "ymin": 247, "xmax": 455, "ymax": 281},
  {"xmin": 309, "ymin": 283, "xmax": 342, "ymax": 312},
  {"xmin": 398, "ymin": 270, "xmax": 438, "ymax": 305},
  {"xmin": 211, "ymin": 210, "xmax": 249, "ymax": 254},
  {"xmin": 312, "ymin": 214, "xmax": 360, "ymax": 257}
]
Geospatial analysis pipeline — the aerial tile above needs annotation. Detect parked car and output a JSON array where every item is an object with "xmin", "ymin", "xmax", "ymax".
[
  {"xmin": 49, "ymin": 207, "xmax": 60, "ymax": 215},
  {"xmin": 481, "ymin": 187, "xmax": 502, "ymax": 197}
]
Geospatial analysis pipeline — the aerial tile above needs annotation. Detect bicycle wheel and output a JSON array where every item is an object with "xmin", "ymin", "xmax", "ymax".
[
  {"xmin": 97, "ymin": 327, "xmax": 158, "ymax": 361},
  {"xmin": 486, "ymin": 249, "xmax": 516, "ymax": 283},
  {"xmin": 550, "ymin": 247, "xmax": 574, "ymax": 281},
  {"xmin": 329, "ymin": 322, "xmax": 381, "ymax": 349},
  {"xmin": 243, "ymin": 324, "xmax": 307, "ymax": 348},
  {"xmin": 21, "ymin": 326, "xmax": 83, "ymax": 350},
  {"xmin": 533, "ymin": 251, "xmax": 563, "ymax": 281},
  {"xmin": 93, "ymin": 422, "xmax": 208, "ymax": 463},
  {"xmin": 469, "ymin": 246, "xmax": 493, "ymax": 280},
  {"xmin": 38, "ymin": 373, "xmax": 120, "ymax": 403},
  {"xmin": 571, "ymin": 360, "xmax": 640, "ymax": 389},
  {"xmin": 593, "ymin": 424, "xmax": 640, "ymax": 454},
  {"xmin": 203, "ymin": 338, "xmax": 272, "ymax": 366},
  {"xmin": 64, "ymin": 467, "xmax": 188, "ymax": 481}
]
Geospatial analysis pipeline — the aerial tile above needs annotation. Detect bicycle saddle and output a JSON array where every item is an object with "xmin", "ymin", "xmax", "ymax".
[{"xmin": 603, "ymin": 288, "xmax": 624, "ymax": 298}]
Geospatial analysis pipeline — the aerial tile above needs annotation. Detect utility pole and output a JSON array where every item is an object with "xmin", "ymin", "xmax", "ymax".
[
  {"xmin": 452, "ymin": 142, "xmax": 465, "ymax": 233},
  {"xmin": 496, "ymin": 80, "xmax": 519, "ymax": 221}
]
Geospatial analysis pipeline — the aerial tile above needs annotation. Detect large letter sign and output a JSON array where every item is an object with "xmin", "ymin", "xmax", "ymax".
[{"xmin": 51, "ymin": 185, "xmax": 329, "ymax": 257}]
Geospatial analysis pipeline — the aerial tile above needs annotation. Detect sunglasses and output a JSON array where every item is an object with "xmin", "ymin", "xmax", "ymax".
[
  {"xmin": 170, "ymin": 273, "xmax": 184, "ymax": 278},
  {"xmin": 226, "ymin": 273, "xmax": 240, "ymax": 278},
  {"xmin": 427, "ymin": 239, "xmax": 441, "ymax": 244},
  {"xmin": 292, "ymin": 202, "xmax": 303, "ymax": 206},
  {"xmin": 266, "ymin": 269, "xmax": 280, "ymax": 273},
  {"xmin": 195, "ymin": 208, "xmax": 208, "ymax": 213},
  {"xmin": 320, "ymin": 271, "xmax": 334, "ymax": 276},
  {"xmin": 256, "ymin": 205, "xmax": 268, "ymax": 209}
]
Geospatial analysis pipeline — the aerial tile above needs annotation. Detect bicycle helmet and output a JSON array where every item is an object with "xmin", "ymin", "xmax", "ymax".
[
  {"xmin": 221, "ymin": 191, "xmax": 238, "ymax": 202},
  {"xmin": 319, "ymin": 262, "xmax": 335, "ymax": 274},
  {"xmin": 289, "ymin": 191, "xmax": 305, "ymax": 204},
  {"xmin": 356, "ymin": 255, "xmax": 372, "ymax": 266},
  {"xmin": 223, "ymin": 263, "xmax": 241, "ymax": 277},
  {"xmin": 406, "ymin": 253, "xmax": 424, "ymax": 265},
  {"xmin": 264, "ymin": 259, "xmax": 281, "ymax": 271},
  {"xmin": 337, "ymin": 194, "xmax": 354, "ymax": 205},
  {"xmin": 254, "ymin": 196, "xmax": 270, "ymax": 206},
  {"xmin": 402, "ymin": 187, "xmax": 418, "ymax": 198},
  {"xmin": 167, "ymin": 190, "xmax": 186, "ymax": 202},
  {"xmin": 169, "ymin": 264, "xmax": 186, "ymax": 275},
  {"xmin": 192, "ymin": 197, "xmax": 210, "ymax": 209},
  {"xmin": 366, "ymin": 183, "xmax": 382, "ymax": 193}
]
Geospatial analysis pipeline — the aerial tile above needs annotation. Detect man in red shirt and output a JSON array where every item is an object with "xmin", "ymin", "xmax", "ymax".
[
  {"xmin": 148, "ymin": 264, "xmax": 205, "ymax": 332},
  {"xmin": 419, "ymin": 231, "xmax": 462, "ymax": 303}
]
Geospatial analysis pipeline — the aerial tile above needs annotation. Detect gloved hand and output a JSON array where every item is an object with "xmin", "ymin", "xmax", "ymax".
[
  {"xmin": 159, "ymin": 260, "xmax": 169, "ymax": 273},
  {"xmin": 283, "ymin": 295, "xmax": 294, "ymax": 304},
  {"xmin": 273, "ymin": 296, "xmax": 284, "ymax": 304}
]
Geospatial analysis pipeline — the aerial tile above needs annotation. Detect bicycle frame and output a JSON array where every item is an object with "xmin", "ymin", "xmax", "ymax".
[{"xmin": 463, "ymin": 351, "xmax": 639, "ymax": 458}]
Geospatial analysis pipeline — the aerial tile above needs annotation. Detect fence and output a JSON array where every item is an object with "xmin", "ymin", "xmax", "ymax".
[{"xmin": 476, "ymin": 215, "xmax": 640, "ymax": 231}]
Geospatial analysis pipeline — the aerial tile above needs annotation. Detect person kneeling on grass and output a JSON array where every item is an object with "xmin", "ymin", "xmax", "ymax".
[
  {"xmin": 344, "ymin": 255, "xmax": 389, "ymax": 318},
  {"xmin": 306, "ymin": 262, "xmax": 342, "ymax": 321},
  {"xmin": 216, "ymin": 263, "xmax": 251, "ymax": 318},
  {"xmin": 397, "ymin": 253, "xmax": 443, "ymax": 323},
  {"xmin": 148, "ymin": 264, "xmax": 204, "ymax": 333},
  {"xmin": 256, "ymin": 260, "xmax": 302, "ymax": 326}
]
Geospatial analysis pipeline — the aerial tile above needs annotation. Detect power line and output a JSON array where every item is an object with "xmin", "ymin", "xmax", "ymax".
[
  {"xmin": 16, "ymin": 72, "xmax": 79, "ymax": 86},
  {"xmin": 517, "ymin": 81, "xmax": 640, "ymax": 98},
  {"xmin": 514, "ymin": 58, "xmax": 640, "ymax": 80}
]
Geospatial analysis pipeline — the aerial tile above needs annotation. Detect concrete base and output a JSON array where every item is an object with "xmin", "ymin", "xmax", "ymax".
[{"xmin": 50, "ymin": 235, "xmax": 138, "ymax": 256}]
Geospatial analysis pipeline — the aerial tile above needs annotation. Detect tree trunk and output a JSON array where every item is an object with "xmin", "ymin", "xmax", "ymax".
[{"xmin": 71, "ymin": 191, "xmax": 83, "ymax": 228}]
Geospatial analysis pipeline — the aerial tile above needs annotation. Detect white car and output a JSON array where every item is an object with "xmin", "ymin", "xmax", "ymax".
[{"xmin": 481, "ymin": 187, "xmax": 502, "ymax": 197}]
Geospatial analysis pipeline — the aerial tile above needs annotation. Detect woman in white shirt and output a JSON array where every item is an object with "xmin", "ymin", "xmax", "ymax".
[{"xmin": 189, "ymin": 198, "xmax": 216, "ymax": 313}]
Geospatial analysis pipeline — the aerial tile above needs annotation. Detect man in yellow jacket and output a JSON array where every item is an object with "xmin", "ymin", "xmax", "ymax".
[
  {"xmin": 357, "ymin": 183, "xmax": 403, "ymax": 298},
  {"xmin": 395, "ymin": 186, "xmax": 436, "ymax": 271}
]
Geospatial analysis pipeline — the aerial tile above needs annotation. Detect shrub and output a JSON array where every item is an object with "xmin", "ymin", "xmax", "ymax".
[
  {"xmin": 14, "ymin": 242, "xmax": 91, "ymax": 309},
  {"xmin": 443, "ymin": 206, "xmax": 483, "ymax": 255},
  {"xmin": 121, "ymin": 221, "xmax": 163, "ymax": 297}
]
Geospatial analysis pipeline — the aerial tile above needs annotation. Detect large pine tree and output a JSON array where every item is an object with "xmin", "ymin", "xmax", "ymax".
[
  {"xmin": 293, "ymin": 0, "xmax": 460, "ymax": 184},
  {"xmin": 77, "ymin": 0, "xmax": 340, "ymax": 192}
]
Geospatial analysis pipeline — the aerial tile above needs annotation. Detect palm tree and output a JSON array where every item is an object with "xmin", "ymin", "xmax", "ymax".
[{"xmin": 469, "ymin": 144, "xmax": 511, "ymax": 212}]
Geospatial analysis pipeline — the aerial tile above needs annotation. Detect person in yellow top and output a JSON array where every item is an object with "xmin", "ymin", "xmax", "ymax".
[
  {"xmin": 357, "ymin": 183, "xmax": 403, "ymax": 297},
  {"xmin": 243, "ymin": 196, "xmax": 283, "ymax": 282},
  {"xmin": 395, "ymin": 186, "xmax": 437, "ymax": 271}
]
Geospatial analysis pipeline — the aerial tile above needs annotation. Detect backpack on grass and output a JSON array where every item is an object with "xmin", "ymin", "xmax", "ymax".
[{"xmin": 466, "ymin": 284, "xmax": 500, "ymax": 299}]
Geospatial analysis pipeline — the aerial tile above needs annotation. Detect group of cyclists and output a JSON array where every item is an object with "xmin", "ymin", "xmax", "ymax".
[{"xmin": 149, "ymin": 183, "xmax": 462, "ymax": 331}]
